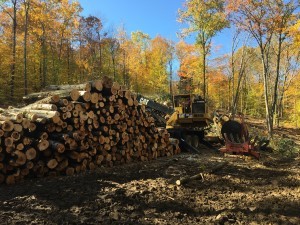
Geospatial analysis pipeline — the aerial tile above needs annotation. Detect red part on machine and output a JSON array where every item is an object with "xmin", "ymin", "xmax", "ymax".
[{"xmin": 219, "ymin": 114, "xmax": 260, "ymax": 159}]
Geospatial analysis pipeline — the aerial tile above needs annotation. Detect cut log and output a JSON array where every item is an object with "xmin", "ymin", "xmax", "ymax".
[
  {"xmin": 1, "ymin": 120, "xmax": 14, "ymax": 132},
  {"xmin": 44, "ymin": 83, "xmax": 87, "ymax": 91},
  {"xmin": 6, "ymin": 175, "xmax": 15, "ymax": 185},
  {"xmin": 65, "ymin": 167, "xmax": 75, "ymax": 176},
  {"xmin": 89, "ymin": 80, "xmax": 103, "ymax": 92},
  {"xmin": 25, "ymin": 147, "xmax": 37, "ymax": 160},
  {"xmin": 13, "ymin": 123, "xmax": 23, "ymax": 132},
  {"xmin": 14, "ymin": 151, "xmax": 27, "ymax": 166},
  {"xmin": 47, "ymin": 159, "xmax": 58, "ymax": 169},
  {"xmin": 176, "ymin": 161, "xmax": 229, "ymax": 186},
  {"xmin": 49, "ymin": 140, "xmax": 65, "ymax": 153},
  {"xmin": 70, "ymin": 89, "xmax": 80, "ymax": 101},
  {"xmin": 5, "ymin": 137, "xmax": 14, "ymax": 147},
  {"xmin": 79, "ymin": 91, "xmax": 91, "ymax": 102},
  {"xmin": 22, "ymin": 103, "xmax": 58, "ymax": 111},
  {"xmin": 37, "ymin": 139, "xmax": 50, "ymax": 151},
  {"xmin": 102, "ymin": 76, "xmax": 113, "ymax": 89},
  {"xmin": 0, "ymin": 112, "xmax": 23, "ymax": 123},
  {"xmin": 0, "ymin": 173, "xmax": 5, "ymax": 184}
]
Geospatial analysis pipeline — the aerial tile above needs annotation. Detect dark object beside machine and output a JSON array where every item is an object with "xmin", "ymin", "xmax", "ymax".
[{"xmin": 219, "ymin": 114, "xmax": 260, "ymax": 159}]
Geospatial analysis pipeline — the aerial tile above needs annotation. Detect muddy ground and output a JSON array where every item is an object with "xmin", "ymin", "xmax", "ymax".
[{"xmin": 0, "ymin": 123, "xmax": 299, "ymax": 225}]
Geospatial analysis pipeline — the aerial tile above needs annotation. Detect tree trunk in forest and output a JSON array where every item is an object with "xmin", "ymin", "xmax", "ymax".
[
  {"xmin": 41, "ymin": 25, "xmax": 47, "ymax": 88},
  {"xmin": 232, "ymin": 43, "xmax": 247, "ymax": 115},
  {"xmin": 10, "ymin": 0, "xmax": 18, "ymax": 101},
  {"xmin": 122, "ymin": 50, "xmax": 127, "ymax": 86},
  {"xmin": 169, "ymin": 60, "xmax": 173, "ymax": 103},
  {"xmin": 97, "ymin": 31, "xmax": 103, "ymax": 76},
  {"xmin": 201, "ymin": 42, "xmax": 206, "ymax": 100},
  {"xmin": 272, "ymin": 33, "xmax": 284, "ymax": 128},
  {"xmin": 261, "ymin": 52, "xmax": 273, "ymax": 138},
  {"xmin": 23, "ymin": 0, "xmax": 30, "ymax": 96}
]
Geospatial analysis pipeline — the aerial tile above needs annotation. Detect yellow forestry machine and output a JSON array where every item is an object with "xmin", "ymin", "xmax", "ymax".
[
  {"xmin": 137, "ymin": 94, "xmax": 263, "ymax": 158},
  {"xmin": 137, "ymin": 94, "xmax": 214, "ymax": 153}
]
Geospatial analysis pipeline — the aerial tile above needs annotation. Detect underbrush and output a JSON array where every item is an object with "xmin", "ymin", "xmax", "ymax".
[
  {"xmin": 271, "ymin": 137, "xmax": 300, "ymax": 158},
  {"xmin": 247, "ymin": 121, "xmax": 300, "ymax": 158}
]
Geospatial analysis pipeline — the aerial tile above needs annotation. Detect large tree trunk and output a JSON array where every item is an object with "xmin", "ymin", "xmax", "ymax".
[
  {"xmin": 272, "ymin": 33, "xmax": 283, "ymax": 128},
  {"xmin": 232, "ymin": 43, "xmax": 247, "ymax": 115},
  {"xmin": 261, "ymin": 52, "xmax": 273, "ymax": 137}
]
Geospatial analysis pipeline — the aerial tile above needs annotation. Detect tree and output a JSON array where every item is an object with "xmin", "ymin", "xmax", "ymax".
[
  {"xmin": 22, "ymin": 0, "xmax": 30, "ymax": 95},
  {"xmin": 116, "ymin": 25, "xmax": 130, "ymax": 86},
  {"xmin": 178, "ymin": 0, "xmax": 229, "ymax": 100},
  {"xmin": 270, "ymin": 1, "xmax": 299, "ymax": 128},
  {"xmin": 227, "ymin": 0, "xmax": 299, "ymax": 137},
  {"xmin": 106, "ymin": 37, "xmax": 119, "ymax": 81},
  {"xmin": 77, "ymin": 16, "xmax": 104, "ymax": 79},
  {"xmin": 176, "ymin": 41, "xmax": 200, "ymax": 94},
  {"xmin": 231, "ymin": 32, "xmax": 250, "ymax": 115},
  {"xmin": 130, "ymin": 31, "xmax": 150, "ymax": 93},
  {"xmin": 1, "ymin": 0, "xmax": 20, "ymax": 100},
  {"xmin": 166, "ymin": 40, "xmax": 175, "ymax": 100},
  {"xmin": 148, "ymin": 36, "xmax": 172, "ymax": 96}
]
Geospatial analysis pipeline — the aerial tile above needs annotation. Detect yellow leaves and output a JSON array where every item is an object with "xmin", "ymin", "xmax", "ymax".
[
  {"xmin": 178, "ymin": 0, "xmax": 229, "ymax": 38},
  {"xmin": 288, "ymin": 19, "xmax": 300, "ymax": 47}
]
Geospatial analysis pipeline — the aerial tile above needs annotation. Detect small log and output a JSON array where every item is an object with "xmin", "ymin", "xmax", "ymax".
[
  {"xmin": 22, "ymin": 103, "xmax": 58, "ymax": 111},
  {"xmin": 65, "ymin": 167, "xmax": 75, "ymax": 176},
  {"xmin": 44, "ymin": 83, "xmax": 87, "ymax": 91},
  {"xmin": 90, "ymin": 80, "xmax": 103, "ymax": 92},
  {"xmin": 13, "ymin": 123, "xmax": 23, "ymax": 132},
  {"xmin": 26, "ymin": 161, "xmax": 34, "ymax": 169},
  {"xmin": 49, "ymin": 140, "xmax": 65, "ymax": 153},
  {"xmin": 11, "ymin": 131, "xmax": 21, "ymax": 141},
  {"xmin": 102, "ymin": 76, "xmax": 113, "ymax": 89},
  {"xmin": 176, "ymin": 161, "xmax": 229, "ymax": 186},
  {"xmin": 25, "ymin": 147, "xmax": 37, "ymax": 160},
  {"xmin": 79, "ymin": 91, "xmax": 91, "ymax": 102},
  {"xmin": 14, "ymin": 151, "xmax": 27, "ymax": 166},
  {"xmin": 56, "ymin": 159, "xmax": 68, "ymax": 172},
  {"xmin": 22, "ymin": 118, "xmax": 31, "ymax": 129},
  {"xmin": 21, "ymin": 168, "xmax": 30, "ymax": 176},
  {"xmin": 0, "ymin": 173, "xmax": 5, "ymax": 184},
  {"xmin": 47, "ymin": 159, "xmax": 58, "ymax": 169},
  {"xmin": 37, "ymin": 139, "xmax": 50, "ymax": 151},
  {"xmin": 0, "ymin": 112, "xmax": 23, "ymax": 123},
  {"xmin": 0, "ymin": 120, "xmax": 14, "ymax": 132},
  {"xmin": 70, "ymin": 89, "xmax": 80, "ymax": 101},
  {"xmin": 5, "ymin": 137, "xmax": 14, "ymax": 147},
  {"xmin": 16, "ymin": 143, "xmax": 24, "ymax": 151},
  {"xmin": 6, "ymin": 175, "xmax": 15, "ymax": 185}
]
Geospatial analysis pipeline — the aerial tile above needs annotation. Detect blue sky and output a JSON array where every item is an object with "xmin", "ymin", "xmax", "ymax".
[{"xmin": 78, "ymin": 0, "xmax": 233, "ymax": 58}]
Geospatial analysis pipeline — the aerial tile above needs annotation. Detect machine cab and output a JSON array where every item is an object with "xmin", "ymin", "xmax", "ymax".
[{"xmin": 173, "ymin": 94, "xmax": 206, "ymax": 118}]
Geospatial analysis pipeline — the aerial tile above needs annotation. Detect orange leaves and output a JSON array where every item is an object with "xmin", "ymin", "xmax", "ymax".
[{"xmin": 176, "ymin": 41, "xmax": 199, "ymax": 79}]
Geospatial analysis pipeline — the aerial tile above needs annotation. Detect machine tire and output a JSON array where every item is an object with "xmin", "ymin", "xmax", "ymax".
[
  {"xmin": 192, "ymin": 135, "xmax": 199, "ymax": 148},
  {"xmin": 185, "ymin": 135, "xmax": 192, "ymax": 146}
]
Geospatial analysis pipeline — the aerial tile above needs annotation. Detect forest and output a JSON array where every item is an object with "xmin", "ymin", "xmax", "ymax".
[
  {"xmin": 0, "ymin": 1, "xmax": 300, "ymax": 224},
  {"xmin": 0, "ymin": 0, "xmax": 299, "ymax": 137}
]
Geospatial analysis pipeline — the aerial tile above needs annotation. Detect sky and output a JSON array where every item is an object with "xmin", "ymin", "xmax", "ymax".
[{"xmin": 78, "ymin": 0, "xmax": 233, "ymax": 58}]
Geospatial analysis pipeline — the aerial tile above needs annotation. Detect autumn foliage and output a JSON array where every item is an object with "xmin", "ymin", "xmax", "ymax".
[{"xmin": 0, "ymin": 0, "xmax": 300, "ymax": 133}]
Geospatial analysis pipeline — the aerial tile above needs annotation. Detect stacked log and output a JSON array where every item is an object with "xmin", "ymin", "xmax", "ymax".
[{"xmin": 0, "ymin": 76, "xmax": 180, "ymax": 184}]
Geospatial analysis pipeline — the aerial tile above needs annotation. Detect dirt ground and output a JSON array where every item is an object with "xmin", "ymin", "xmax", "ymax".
[{"xmin": 0, "ymin": 122, "xmax": 299, "ymax": 225}]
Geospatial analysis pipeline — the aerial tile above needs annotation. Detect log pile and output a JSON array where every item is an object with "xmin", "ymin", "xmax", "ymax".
[{"xmin": 0, "ymin": 76, "xmax": 180, "ymax": 185}]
